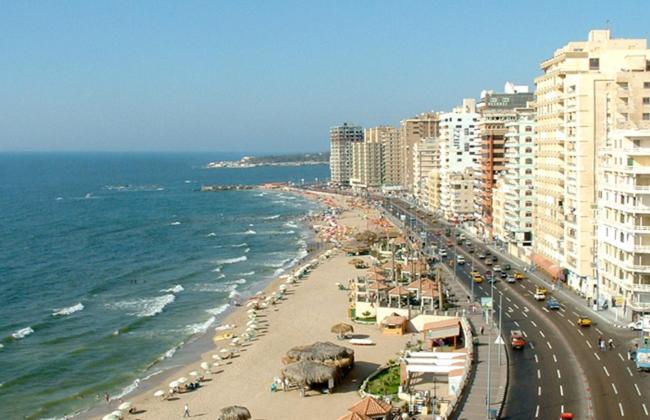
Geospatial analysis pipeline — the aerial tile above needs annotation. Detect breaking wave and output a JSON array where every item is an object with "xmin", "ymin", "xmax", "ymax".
[
  {"xmin": 263, "ymin": 214, "xmax": 280, "ymax": 220},
  {"xmin": 52, "ymin": 303, "xmax": 85, "ymax": 317},
  {"xmin": 160, "ymin": 285, "xmax": 184, "ymax": 294},
  {"xmin": 110, "ymin": 294, "xmax": 176, "ymax": 317},
  {"xmin": 12, "ymin": 327, "xmax": 34, "ymax": 340},
  {"xmin": 215, "ymin": 255, "xmax": 247, "ymax": 265}
]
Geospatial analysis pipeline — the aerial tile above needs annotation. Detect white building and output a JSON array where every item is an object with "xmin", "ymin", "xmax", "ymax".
[
  {"xmin": 329, "ymin": 123, "xmax": 364, "ymax": 186},
  {"xmin": 413, "ymin": 138, "xmax": 439, "ymax": 208}
]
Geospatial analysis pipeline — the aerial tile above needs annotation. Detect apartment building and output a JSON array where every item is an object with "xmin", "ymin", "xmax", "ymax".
[
  {"xmin": 534, "ymin": 30, "xmax": 650, "ymax": 309},
  {"xmin": 400, "ymin": 112, "xmax": 440, "ymax": 192},
  {"xmin": 496, "ymin": 105, "xmax": 536, "ymax": 260},
  {"xmin": 350, "ymin": 137, "xmax": 383, "ymax": 190},
  {"xmin": 366, "ymin": 126, "xmax": 402, "ymax": 187},
  {"xmin": 413, "ymin": 138, "xmax": 439, "ymax": 208},
  {"xmin": 329, "ymin": 123, "xmax": 364, "ymax": 186},
  {"xmin": 440, "ymin": 169, "xmax": 475, "ymax": 221},
  {"xmin": 474, "ymin": 84, "xmax": 534, "ymax": 239},
  {"xmin": 438, "ymin": 99, "xmax": 480, "ymax": 221}
]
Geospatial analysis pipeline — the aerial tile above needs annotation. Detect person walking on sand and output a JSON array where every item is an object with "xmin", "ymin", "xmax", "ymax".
[
  {"xmin": 183, "ymin": 403, "xmax": 190, "ymax": 417},
  {"xmin": 480, "ymin": 326, "xmax": 484, "ymax": 335},
  {"xmin": 608, "ymin": 338, "xmax": 614, "ymax": 350}
]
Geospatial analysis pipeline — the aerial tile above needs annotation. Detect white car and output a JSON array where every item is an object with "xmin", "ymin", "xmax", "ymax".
[
  {"xmin": 533, "ymin": 292, "xmax": 546, "ymax": 301},
  {"xmin": 457, "ymin": 255, "xmax": 465, "ymax": 265},
  {"xmin": 506, "ymin": 276, "xmax": 516, "ymax": 284},
  {"xmin": 629, "ymin": 320, "xmax": 643, "ymax": 331}
]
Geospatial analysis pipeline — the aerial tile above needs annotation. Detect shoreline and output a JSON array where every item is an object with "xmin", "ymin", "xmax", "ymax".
[{"xmin": 80, "ymin": 190, "xmax": 331, "ymax": 419}]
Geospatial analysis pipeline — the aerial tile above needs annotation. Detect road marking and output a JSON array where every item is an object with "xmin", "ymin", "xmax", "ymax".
[
  {"xmin": 505, "ymin": 296, "xmax": 511, "ymax": 302},
  {"xmin": 594, "ymin": 352, "xmax": 601, "ymax": 361},
  {"xmin": 538, "ymin": 386, "xmax": 541, "ymax": 396},
  {"xmin": 619, "ymin": 402, "xmax": 624, "ymax": 417},
  {"xmin": 478, "ymin": 285, "xmax": 484, "ymax": 290},
  {"xmin": 505, "ymin": 312, "xmax": 511, "ymax": 318},
  {"xmin": 586, "ymin": 340, "xmax": 592, "ymax": 349},
  {"xmin": 508, "ymin": 307, "xmax": 514, "ymax": 313},
  {"xmin": 522, "ymin": 330, "xmax": 528, "ymax": 338},
  {"xmin": 642, "ymin": 403, "xmax": 648, "ymax": 416},
  {"xmin": 577, "ymin": 330, "xmax": 584, "ymax": 336},
  {"xmin": 514, "ymin": 321, "xmax": 520, "ymax": 327},
  {"xmin": 514, "ymin": 303, "xmax": 520, "ymax": 309},
  {"xmin": 547, "ymin": 341, "xmax": 552, "ymax": 349},
  {"xmin": 557, "ymin": 369, "xmax": 561, "ymax": 379},
  {"xmin": 558, "ymin": 311, "xmax": 565, "ymax": 317},
  {"xmin": 595, "ymin": 327, "xmax": 603, "ymax": 334},
  {"xmin": 553, "ymin": 354, "xmax": 557, "ymax": 363},
  {"xmin": 618, "ymin": 353, "xmax": 625, "ymax": 362},
  {"xmin": 572, "ymin": 311, "xmax": 579, "ymax": 316},
  {"xmin": 561, "ymin": 405, "xmax": 564, "ymax": 414},
  {"xmin": 539, "ymin": 330, "xmax": 545, "ymax": 338},
  {"xmin": 530, "ymin": 342, "xmax": 535, "ymax": 350},
  {"xmin": 560, "ymin": 384, "xmax": 564, "ymax": 396},
  {"xmin": 520, "ymin": 284, "xmax": 526, "ymax": 289},
  {"xmin": 627, "ymin": 366, "xmax": 634, "ymax": 377},
  {"xmin": 531, "ymin": 320, "xmax": 537, "ymax": 327},
  {"xmin": 537, "ymin": 369, "xmax": 541, "ymax": 379},
  {"xmin": 635, "ymin": 383, "xmax": 641, "ymax": 396},
  {"xmin": 542, "ymin": 307, "xmax": 549, "ymax": 313},
  {"xmin": 522, "ymin": 311, "xmax": 528, "ymax": 317},
  {"xmin": 567, "ymin": 319, "xmax": 573, "ymax": 325},
  {"xmin": 535, "ymin": 405, "xmax": 540, "ymax": 418},
  {"xmin": 534, "ymin": 354, "xmax": 539, "ymax": 364},
  {"xmin": 612, "ymin": 383, "xmax": 618, "ymax": 395},
  {"xmin": 603, "ymin": 366, "xmax": 610, "ymax": 377}
]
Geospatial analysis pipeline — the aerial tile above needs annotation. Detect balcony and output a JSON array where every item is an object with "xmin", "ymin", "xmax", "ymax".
[{"xmin": 600, "ymin": 200, "xmax": 650, "ymax": 214}]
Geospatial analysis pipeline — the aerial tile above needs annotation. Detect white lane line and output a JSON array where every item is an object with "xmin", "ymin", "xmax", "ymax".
[
  {"xmin": 612, "ymin": 383, "xmax": 618, "ymax": 395},
  {"xmin": 627, "ymin": 366, "xmax": 634, "ymax": 377},
  {"xmin": 566, "ymin": 319, "xmax": 573, "ymax": 325},
  {"xmin": 530, "ymin": 342, "xmax": 535, "ymax": 350},
  {"xmin": 531, "ymin": 320, "xmax": 538, "ymax": 327},
  {"xmin": 520, "ymin": 283, "xmax": 526, "ymax": 289},
  {"xmin": 553, "ymin": 354, "xmax": 557, "ymax": 363},
  {"xmin": 522, "ymin": 311, "xmax": 529, "ymax": 318},
  {"xmin": 538, "ymin": 386, "xmax": 541, "ymax": 396},
  {"xmin": 522, "ymin": 330, "xmax": 528, "ymax": 338},
  {"xmin": 619, "ymin": 402, "xmax": 624, "ymax": 417},
  {"xmin": 642, "ymin": 403, "xmax": 648, "ymax": 416},
  {"xmin": 537, "ymin": 369, "xmax": 541, "ymax": 379},
  {"xmin": 556, "ymin": 369, "xmax": 561, "ymax": 379},
  {"xmin": 586, "ymin": 340, "xmax": 592, "ymax": 349},
  {"xmin": 478, "ymin": 285, "xmax": 484, "ymax": 290},
  {"xmin": 603, "ymin": 366, "xmax": 610, "ymax": 377},
  {"xmin": 506, "ymin": 296, "xmax": 511, "ymax": 302},
  {"xmin": 514, "ymin": 321, "xmax": 520, "ymax": 327},
  {"xmin": 577, "ymin": 330, "xmax": 584, "ymax": 336},
  {"xmin": 560, "ymin": 384, "xmax": 564, "ymax": 396},
  {"xmin": 594, "ymin": 352, "xmax": 601, "ymax": 361},
  {"xmin": 561, "ymin": 405, "xmax": 565, "ymax": 414},
  {"xmin": 547, "ymin": 341, "xmax": 553, "ymax": 349},
  {"xmin": 535, "ymin": 405, "xmax": 540, "ymax": 418},
  {"xmin": 635, "ymin": 383, "xmax": 641, "ymax": 396},
  {"xmin": 539, "ymin": 330, "xmax": 545, "ymax": 338},
  {"xmin": 595, "ymin": 327, "xmax": 604, "ymax": 334},
  {"xmin": 558, "ymin": 311, "xmax": 565, "ymax": 317},
  {"xmin": 542, "ymin": 307, "xmax": 549, "ymax": 313},
  {"xmin": 505, "ymin": 312, "xmax": 511, "ymax": 318},
  {"xmin": 514, "ymin": 303, "xmax": 520, "ymax": 309},
  {"xmin": 572, "ymin": 311, "xmax": 579, "ymax": 316},
  {"xmin": 618, "ymin": 353, "xmax": 625, "ymax": 362},
  {"xmin": 534, "ymin": 354, "xmax": 539, "ymax": 364}
]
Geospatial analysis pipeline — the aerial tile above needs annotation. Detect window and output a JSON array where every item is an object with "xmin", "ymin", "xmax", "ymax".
[
  {"xmin": 645, "ymin": 82, "xmax": 650, "ymax": 89},
  {"xmin": 644, "ymin": 113, "xmax": 650, "ymax": 121},
  {"xmin": 644, "ymin": 98, "xmax": 650, "ymax": 105},
  {"xmin": 589, "ymin": 58, "xmax": 600, "ymax": 70},
  {"xmin": 525, "ymin": 147, "xmax": 533, "ymax": 153},
  {"xmin": 525, "ymin": 126, "xmax": 533, "ymax": 132},
  {"xmin": 525, "ymin": 137, "xmax": 532, "ymax": 143}
]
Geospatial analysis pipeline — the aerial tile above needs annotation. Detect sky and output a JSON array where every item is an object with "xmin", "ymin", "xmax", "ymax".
[{"xmin": 1, "ymin": 1, "xmax": 649, "ymax": 153}]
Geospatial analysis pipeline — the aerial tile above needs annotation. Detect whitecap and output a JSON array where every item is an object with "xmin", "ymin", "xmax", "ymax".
[
  {"xmin": 206, "ymin": 304, "xmax": 229, "ymax": 316},
  {"xmin": 239, "ymin": 271, "xmax": 255, "ymax": 277},
  {"xmin": 55, "ymin": 197, "xmax": 64, "ymax": 201},
  {"xmin": 185, "ymin": 316, "xmax": 216, "ymax": 334},
  {"xmin": 184, "ymin": 180, "xmax": 192, "ymax": 184},
  {"xmin": 255, "ymin": 192, "xmax": 266, "ymax": 197},
  {"xmin": 285, "ymin": 222, "xmax": 298, "ymax": 228},
  {"xmin": 266, "ymin": 258, "xmax": 292, "ymax": 268},
  {"xmin": 215, "ymin": 255, "xmax": 247, "ymax": 265},
  {"xmin": 12, "ymin": 327, "xmax": 34, "ymax": 340},
  {"xmin": 228, "ymin": 278, "xmax": 246, "ymax": 285},
  {"xmin": 244, "ymin": 248, "xmax": 250, "ymax": 254},
  {"xmin": 110, "ymin": 294, "xmax": 176, "ymax": 317},
  {"xmin": 170, "ymin": 221, "xmax": 181, "ymax": 226},
  {"xmin": 52, "ymin": 303, "xmax": 84, "ymax": 316},
  {"xmin": 244, "ymin": 230, "xmax": 256, "ymax": 235},
  {"xmin": 215, "ymin": 323, "xmax": 235, "ymax": 332},
  {"xmin": 211, "ymin": 267, "xmax": 222, "ymax": 273},
  {"xmin": 160, "ymin": 285, "xmax": 184, "ymax": 294},
  {"xmin": 249, "ymin": 224, "xmax": 254, "ymax": 227},
  {"xmin": 263, "ymin": 214, "xmax": 280, "ymax": 220},
  {"xmin": 216, "ymin": 273, "xmax": 226, "ymax": 279},
  {"xmin": 232, "ymin": 242, "xmax": 247, "ymax": 248},
  {"xmin": 228, "ymin": 290, "xmax": 241, "ymax": 299},
  {"xmin": 195, "ymin": 283, "xmax": 236, "ymax": 293},
  {"xmin": 207, "ymin": 232, "xmax": 217, "ymax": 237}
]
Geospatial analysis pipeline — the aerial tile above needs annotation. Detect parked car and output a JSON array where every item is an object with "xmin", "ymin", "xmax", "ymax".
[
  {"xmin": 467, "ymin": 247, "xmax": 474, "ymax": 254},
  {"xmin": 510, "ymin": 330, "xmax": 526, "ymax": 349},
  {"xmin": 485, "ymin": 250, "xmax": 492, "ymax": 256},
  {"xmin": 546, "ymin": 297, "xmax": 561, "ymax": 310}
]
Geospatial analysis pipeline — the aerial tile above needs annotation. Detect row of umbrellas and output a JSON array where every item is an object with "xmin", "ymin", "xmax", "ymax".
[{"xmin": 101, "ymin": 402, "xmax": 132, "ymax": 420}]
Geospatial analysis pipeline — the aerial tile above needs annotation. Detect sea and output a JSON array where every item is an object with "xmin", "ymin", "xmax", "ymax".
[{"xmin": 0, "ymin": 152, "xmax": 330, "ymax": 419}]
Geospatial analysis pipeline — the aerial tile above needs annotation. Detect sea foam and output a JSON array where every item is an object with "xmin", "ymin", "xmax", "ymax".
[
  {"xmin": 263, "ymin": 214, "xmax": 280, "ymax": 220},
  {"xmin": 52, "ymin": 303, "xmax": 85, "ymax": 316},
  {"xmin": 111, "ymin": 294, "xmax": 176, "ymax": 317},
  {"xmin": 12, "ymin": 327, "xmax": 34, "ymax": 340},
  {"xmin": 186, "ymin": 316, "xmax": 216, "ymax": 334},
  {"xmin": 244, "ymin": 230, "xmax": 256, "ymax": 235},
  {"xmin": 160, "ymin": 285, "xmax": 184, "ymax": 294},
  {"xmin": 216, "ymin": 255, "xmax": 247, "ymax": 265}
]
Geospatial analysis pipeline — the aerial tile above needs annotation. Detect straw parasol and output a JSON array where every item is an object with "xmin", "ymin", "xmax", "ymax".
[
  {"xmin": 218, "ymin": 405, "xmax": 251, "ymax": 420},
  {"xmin": 284, "ymin": 342, "xmax": 354, "ymax": 368},
  {"xmin": 281, "ymin": 360, "xmax": 338, "ymax": 386},
  {"xmin": 330, "ymin": 322, "xmax": 354, "ymax": 339},
  {"xmin": 348, "ymin": 396, "xmax": 392, "ymax": 417}
]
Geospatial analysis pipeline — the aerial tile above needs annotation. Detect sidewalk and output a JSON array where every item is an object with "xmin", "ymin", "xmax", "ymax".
[
  {"xmin": 453, "ymin": 223, "xmax": 631, "ymax": 328},
  {"xmin": 440, "ymin": 265, "xmax": 507, "ymax": 420}
]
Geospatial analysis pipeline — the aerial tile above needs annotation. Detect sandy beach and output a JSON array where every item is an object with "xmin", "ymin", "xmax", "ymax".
[{"xmin": 98, "ymin": 191, "xmax": 412, "ymax": 420}]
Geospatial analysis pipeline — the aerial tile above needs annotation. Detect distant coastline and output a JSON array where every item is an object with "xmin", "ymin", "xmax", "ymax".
[{"xmin": 207, "ymin": 152, "xmax": 329, "ymax": 169}]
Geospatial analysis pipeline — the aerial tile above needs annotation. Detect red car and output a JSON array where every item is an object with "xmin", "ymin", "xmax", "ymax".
[{"xmin": 510, "ymin": 330, "xmax": 526, "ymax": 349}]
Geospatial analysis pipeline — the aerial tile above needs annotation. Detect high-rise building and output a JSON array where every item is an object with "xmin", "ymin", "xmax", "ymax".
[
  {"xmin": 598, "ymin": 130, "xmax": 650, "ymax": 319},
  {"xmin": 413, "ymin": 138, "xmax": 439, "ymax": 207},
  {"xmin": 329, "ymin": 123, "xmax": 364, "ymax": 186},
  {"xmin": 440, "ymin": 169, "xmax": 475, "ymax": 221},
  {"xmin": 534, "ymin": 29, "xmax": 650, "ymax": 306},
  {"xmin": 400, "ymin": 112, "xmax": 440, "ymax": 192},
  {"xmin": 474, "ymin": 84, "xmax": 534, "ymax": 239},
  {"xmin": 350, "ymin": 137, "xmax": 383, "ymax": 190},
  {"xmin": 438, "ymin": 99, "xmax": 480, "ymax": 221},
  {"xmin": 494, "ymin": 104, "xmax": 536, "ymax": 260},
  {"xmin": 366, "ymin": 126, "xmax": 402, "ymax": 187}
]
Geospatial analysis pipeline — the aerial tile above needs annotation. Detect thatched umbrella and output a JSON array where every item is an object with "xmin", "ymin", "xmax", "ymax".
[
  {"xmin": 285, "ymin": 342, "xmax": 354, "ymax": 369},
  {"xmin": 282, "ymin": 360, "xmax": 337, "ymax": 387},
  {"xmin": 330, "ymin": 322, "xmax": 354, "ymax": 339},
  {"xmin": 218, "ymin": 405, "xmax": 251, "ymax": 420},
  {"xmin": 355, "ymin": 230, "xmax": 378, "ymax": 245}
]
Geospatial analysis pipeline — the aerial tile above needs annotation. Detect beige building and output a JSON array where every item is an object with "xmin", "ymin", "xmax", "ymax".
[
  {"xmin": 329, "ymin": 123, "xmax": 364, "ymax": 186},
  {"xmin": 439, "ymin": 169, "xmax": 475, "ymax": 221},
  {"xmin": 492, "ymin": 176, "xmax": 507, "ymax": 243},
  {"xmin": 400, "ymin": 112, "xmax": 440, "ymax": 192},
  {"xmin": 366, "ymin": 126, "xmax": 402, "ymax": 187},
  {"xmin": 413, "ymin": 138, "xmax": 439, "ymax": 208},
  {"xmin": 350, "ymin": 137, "xmax": 383, "ymax": 190},
  {"xmin": 534, "ymin": 29, "xmax": 650, "ymax": 306},
  {"xmin": 598, "ymin": 129, "xmax": 650, "ymax": 318}
]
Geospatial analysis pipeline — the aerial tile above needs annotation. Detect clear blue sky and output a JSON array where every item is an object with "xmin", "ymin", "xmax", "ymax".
[{"xmin": 1, "ymin": 1, "xmax": 648, "ymax": 153}]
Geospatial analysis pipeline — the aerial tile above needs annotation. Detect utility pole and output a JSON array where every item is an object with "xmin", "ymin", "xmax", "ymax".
[
  {"xmin": 498, "ymin": 293, "xmax": 503, "ymax": 366},
  {"xmin": 437, "ymin": 264, "xmax": 443, "ymax": 312},
  {"xmin": 486, "ymin": 277, "xmax": 494, "ymax": 419}
]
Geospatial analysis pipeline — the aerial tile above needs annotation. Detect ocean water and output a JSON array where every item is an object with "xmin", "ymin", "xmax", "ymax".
[{"xmin": 0, "ymin": 152, "xmax": 329, "ymax": 419}]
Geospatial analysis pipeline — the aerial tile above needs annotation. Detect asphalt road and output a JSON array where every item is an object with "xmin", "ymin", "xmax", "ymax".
[{"xmin": 382, "ymin": 197, "xmax": 650, "ymax": 420}]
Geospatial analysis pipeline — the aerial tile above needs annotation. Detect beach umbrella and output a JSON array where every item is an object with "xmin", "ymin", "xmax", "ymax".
[
  {"xmin": 200, "ymin": 362, "xmax": 210, "ymax": 370},
  {"xmin": 218, "ymin": 405, "xmax": 252, "ymax": 420},
  {"xmin": 169, "ymin": 380, "xmax": 179, "ymax": 388},
  {"xmin": 189, "ymin": 371, "xmax": 200, "ymax": 377},
  {"xmin": 118, "ymin": 402, "xmax": 132, "ymax": 411},
  {"xmin": 212, "ymin": 361, "xmax": 221, "ymax": 367},
  {"xmin": 220, "ymin": 348, "xmax": 230, "ymax": 355},
  {"xmin": 330, "ymin": 323, "xmax": 354, "ymax": 338},
  {"xmin": 153, "ymin": 390, "xmax": 165, "ymax": 398},
  {"xmin": 247, "ymin": 308, "xmax": 256, "ymax": 314},
  {"xmin": 110, "ymin": 411, "xmax": 124, "ymax": 419},
  {"xmin": 246, "ymin": 301, "xmax": 257, "ymax": 307},
  {"xmin": 177, "ymin": 377, "xmax": 188, "ymax": 384},
  {"xmin": 255, "ymin": 291, "xmax": 263, "ymax": 296},
  {"xmin": 102, "ymin": 415, "xmax": 120, "ymax": 420}
]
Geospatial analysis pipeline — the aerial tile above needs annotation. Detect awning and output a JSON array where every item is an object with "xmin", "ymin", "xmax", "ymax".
[{"xmin": 532, "ymin": 253, "xmax": 563, "ymax": 280}]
